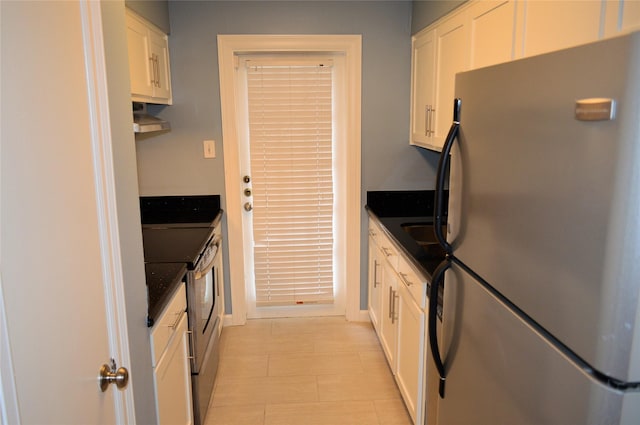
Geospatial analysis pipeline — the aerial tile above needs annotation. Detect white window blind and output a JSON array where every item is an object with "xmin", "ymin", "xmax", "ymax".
[{"xmin": 246, "ymin": 60, "xmax": 334, "ymax": 307}]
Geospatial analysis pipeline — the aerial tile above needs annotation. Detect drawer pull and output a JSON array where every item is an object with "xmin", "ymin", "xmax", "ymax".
[
  {"xmin": 381, "ymin": 247, "xmax": 393, "ymax": 257},
  {"xmin": 399, "ymin": 272, "xmax": 413, "ymax": 287},
  {"xmin": 167, "ymin": 311, "xmax": 182, "ymax": 330},
  {"xmin": 373, "ymin": 260, "xmax": 381, "ymax": 288}
]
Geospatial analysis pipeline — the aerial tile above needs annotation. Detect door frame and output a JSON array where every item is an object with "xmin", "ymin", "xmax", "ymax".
[
  {"xmin": 218, "ymin": 35, "xmax": 362, "ymax": 324},
  {"xmin": 0, "ymin": 1, "xmax": 134, "ymax": 422}
]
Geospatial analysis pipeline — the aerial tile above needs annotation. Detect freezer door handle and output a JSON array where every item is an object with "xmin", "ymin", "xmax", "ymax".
[
  {"xmin": 429, "ymin": 258, "xmax": 451, "ymax": 399},
  {"xmin": 434, "ymin": 98, "xmax": 461, "ymax": 254}
]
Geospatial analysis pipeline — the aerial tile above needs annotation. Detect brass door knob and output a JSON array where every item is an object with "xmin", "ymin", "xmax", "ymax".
[{"xmin": 99, "ymin": 359, "xmax": 129, "ymax": 392}]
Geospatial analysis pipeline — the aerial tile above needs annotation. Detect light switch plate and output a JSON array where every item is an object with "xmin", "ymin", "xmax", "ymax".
[{"xmin": 203, "ymin": 140, "xmax": 216, "ymax": 158}]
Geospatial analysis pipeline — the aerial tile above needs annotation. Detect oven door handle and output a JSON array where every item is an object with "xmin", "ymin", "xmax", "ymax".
[
  {"xmin": 195, "ymin": 258, "xmax": 216, "ymax": 280},
  {"xmin": 194, "ymin": 238, "xmax": 221, "ymax": 280}
]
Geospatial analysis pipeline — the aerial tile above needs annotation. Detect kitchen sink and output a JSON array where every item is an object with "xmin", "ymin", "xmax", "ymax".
[
  {"xmin": 401, "ymin": 223, "xmax": 447, "ymax": 259},
  {"xmin": 401, "ymin": 223, "xmax": 445, "ymax": 244}
]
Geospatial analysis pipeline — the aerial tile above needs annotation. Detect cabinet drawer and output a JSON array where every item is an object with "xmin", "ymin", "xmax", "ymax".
[
  {"xmin": 151, "ymin": 283, "xmax": 187, "ymax": 367},
  {"xmin": 369, "ymin": 222, "xmax": 399, "ymax": 269},
  {"xmin": 397, "ymin": 255, "xmax": 427, "ymax": 309},
  {"xmin": 368, "ymin": 220, "xmax": 384, "ymax": 247}
]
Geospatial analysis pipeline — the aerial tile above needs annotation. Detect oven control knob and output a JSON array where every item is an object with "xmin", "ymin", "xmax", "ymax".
[{"xmin": 244, "ymin": 202, "xmax": 253, "ymax": 212}]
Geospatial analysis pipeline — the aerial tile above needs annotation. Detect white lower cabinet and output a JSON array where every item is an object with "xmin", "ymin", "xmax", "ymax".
[
  {"xmin": 380, "ymin": 265, "xmax": 399, "ymax": 368},
  {"xmin": 151, "ymin": 284, "xmax": 193, "ymax": 425},
  {"xmin": 368, "ymin": 234, "xmax": 384, "ymax": 333},
  {"xmin": 396, "ymin": 283, "xmax": 426, "ymax": 425},
  {"xmin": 368, "ymin": 219, "xmax": 428, "ymax": 425}
]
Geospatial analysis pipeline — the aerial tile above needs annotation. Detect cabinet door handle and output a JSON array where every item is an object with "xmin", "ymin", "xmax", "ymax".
[
  {"xmin": 425, "ymin": 105, "xmax": 430, "ymax": 136},
  {"xmin": 381, "ymin": 247, "xmax": 393, "ymax": 258},
  {"xmin": 149, "ymin": 56, "xmax": 155, "ymax": 86},
  {"xmin": 431, "ymin": 106, "xmax": 435, "ymax": 136},
  {"xmin": 428, "ymin": 105, "xmax": 436, "ymax": 136},
  {"xmin": 151, "ymin": 54, "xmax": 159, "ymax": 87},
  {"xmin": 391, "ymin": 289, "xmax": 399, "ymax": 324},
  {"xmin": 388, "ymin": 286, "xmax": 393, "ymax": 319},
  {"xmin": 155, "ymin": 55, "xmax": 161, "ymax": 87},
  {"xmin": 373, "ymin": 260, "xmax": 378, "ymax": 288}
]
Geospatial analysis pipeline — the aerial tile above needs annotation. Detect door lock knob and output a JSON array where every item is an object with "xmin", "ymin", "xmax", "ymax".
[
  {"xmin": 244, "ymin": 188, "xmax": 252, "ymax": 197},
  {"xmin": 243, "ymin": 175, "xmax": 251, "ymax": 183},
  {"xmin": 244, "ymin": 202, "xmax": 253, "ymax": 212}
]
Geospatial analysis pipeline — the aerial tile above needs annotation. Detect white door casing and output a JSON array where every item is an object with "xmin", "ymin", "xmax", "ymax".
[
  {"xmin": 1, "ymin": 1, "xmax": 133, "ymax": 423},
  {"xmin": 218, "ymin": 35, "xmax": 362, "ymax": 324}
]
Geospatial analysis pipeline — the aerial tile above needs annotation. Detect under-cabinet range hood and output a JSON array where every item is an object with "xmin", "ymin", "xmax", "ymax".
[{"xmin": 132, "ymin": 102, "xmax": 170, "ymax": 134}]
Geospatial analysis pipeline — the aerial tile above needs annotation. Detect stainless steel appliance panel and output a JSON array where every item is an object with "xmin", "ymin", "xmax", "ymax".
[
  {"xmin": 448, "ymin": 33, "xmax": 640, "ymax": 382},
  {"xmin": 191, "ymin": 316, "xmax": 220, "ymax": 425},
  {"xmin": 436, "ymin": 262, "xmax": 640, "ymax": 425},
  {"xmin": 187, "ymin": 236, "xmax": 221, "ymax": 373}
]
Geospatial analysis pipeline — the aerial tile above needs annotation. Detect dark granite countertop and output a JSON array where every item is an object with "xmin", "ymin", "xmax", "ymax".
[
  {"xmin": 366, "ymin": 190, "xmax": 447, "ymax": 280},
  {"xmin": 367, "ymin": 210, "xmax": 445, "ymax": 280},
  {"xmin": 145, "ymin": 262, "xmax": 187, "ymax": 327},
  {"xmin": 141, "ymin": 198, "xmax": 224, "ymax": 327}
]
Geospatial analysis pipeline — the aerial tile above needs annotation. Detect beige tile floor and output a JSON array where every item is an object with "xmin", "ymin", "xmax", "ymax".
[{"xmin": 205, "ymin": 316, "xmax": 413, "ymax": 425}]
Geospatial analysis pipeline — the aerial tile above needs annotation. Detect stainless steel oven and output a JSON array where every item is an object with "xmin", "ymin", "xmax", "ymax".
[
  {"xmin": 188, "ymin": 234, "xmax": 222, "ymax": 425},
  {"xmin": 140, "ymin": 195, "xmax": 224, "ymax": 425}
]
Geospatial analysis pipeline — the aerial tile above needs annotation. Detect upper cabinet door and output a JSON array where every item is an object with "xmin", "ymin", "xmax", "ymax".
[
  {"xmin": 126, "ymin": 14, "xmax": 154, "ymax": 99},
  {"xmin": 432, "ymin": 13, "xmax": 470, "ymax": 150},
  {"xmin": 125, "ymin": 10, "xmax": 172, "ymax": 105},
  {"xmin": 604, "ymin": 0, "xmax": 640, "ymax": 37},
  {"xmin": 468, "ymin": 0, "xmax": 517, "ymax": 69},
  {"xmin": 410, "ymin": 29, "xmax": 437, "ymax": 148},
  {"xmin": 148, "ymin": 29, "xmax": 172, "ymax": 102},
  {"xmin": 516, "ymin": 0, "xmax": 603, "ymax": 58}
]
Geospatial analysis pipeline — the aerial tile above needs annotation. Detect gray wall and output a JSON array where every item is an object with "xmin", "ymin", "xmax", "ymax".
[
  {"xmin": 136, "ymin": 1, "xmax": 441, "ymax": 311},
  {"xmin": 411, "ymin": 0, "xmax": 467, "ymax": 34},
  {"xmin": 125, "ymin": 0, "xmax": 171, "ymax": 33}
]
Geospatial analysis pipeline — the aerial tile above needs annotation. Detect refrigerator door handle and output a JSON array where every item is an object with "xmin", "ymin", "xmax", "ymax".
[
  {"xmin": 434, "ymin": 98, "xmax": 461, "ymax": 254},
  {"xmin": 429, "ymin": 258, "xmax": 451, "ymax": 399}
]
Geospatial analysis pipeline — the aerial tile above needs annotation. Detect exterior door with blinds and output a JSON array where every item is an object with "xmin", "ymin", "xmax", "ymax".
[{"xmin": 239, "ymin": 56, "xmax": 343, "ymax": 317}]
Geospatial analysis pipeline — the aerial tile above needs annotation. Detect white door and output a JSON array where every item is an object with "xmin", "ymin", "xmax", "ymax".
[
  {"xmin": 218, "ymin": 35, "xmax": 362, "ymax": 325},
  {"xmin": 237, "ymin": 56, "xmax": 345, "ymax": 319},
  {"xmin": 1, "ymin": 1, "xmax": 131, "ymax": 423}
]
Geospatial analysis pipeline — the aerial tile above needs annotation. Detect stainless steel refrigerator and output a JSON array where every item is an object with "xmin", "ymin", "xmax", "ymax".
[{"xmin": 428, "ymin": 32, "xmax": 640, "ymax": 425}]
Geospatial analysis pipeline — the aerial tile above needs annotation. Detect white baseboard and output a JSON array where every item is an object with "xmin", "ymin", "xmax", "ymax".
[
  {"xmin": 221, "ymin": 311, "xmax": 371, "ymax": 326},
  {"xmin": 353, "ymin": 309, "xmax": 371, "ymax": 322}
]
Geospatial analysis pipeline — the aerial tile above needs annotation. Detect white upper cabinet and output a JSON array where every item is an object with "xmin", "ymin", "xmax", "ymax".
[
  {"xmin": 125, "ymin": 9, "xmax": 172, "ymax": 104},
  {"xmin": 516, "ymin": 0, "xmax": 603, "ymax": 59},
  {"xmin": 410, "ymin": 12, "xmax": 469, "ymax": 151},
  {"xmin": 604, "ymin": 0, "xmax": 640, "ymax": 37},
  {"xmin": 410, "ymin": 0, "xmax": 637, "ymax": 152},
  {"xmin": 432, "ymin": 13, "xmax": 470, "ymax": 149},
  {"xmin": 468, "ymin": 0, "xmax": 517, "ymax": 69},
  {"xmin": 410, "ymin": 29, "xmax": 437, "ymax": 148}
]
